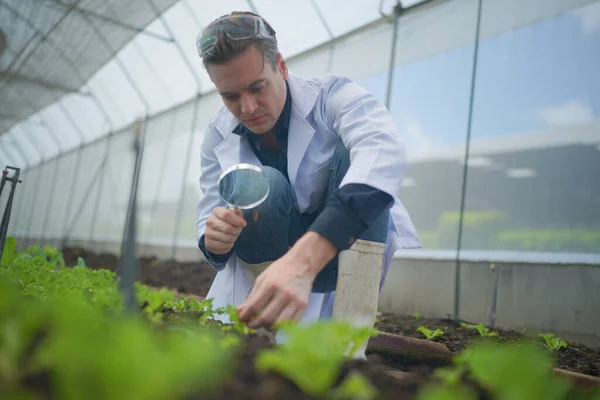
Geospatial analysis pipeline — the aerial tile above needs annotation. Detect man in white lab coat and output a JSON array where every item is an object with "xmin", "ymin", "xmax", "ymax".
[{"xmin": 195, "ymin": 11, "xmax": 420, "ymax": 356}]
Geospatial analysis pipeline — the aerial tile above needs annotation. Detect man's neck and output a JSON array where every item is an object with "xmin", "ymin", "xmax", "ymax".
[{"xmin": 260, "ymin": 130, "xmax": 280, "ymax": 152}]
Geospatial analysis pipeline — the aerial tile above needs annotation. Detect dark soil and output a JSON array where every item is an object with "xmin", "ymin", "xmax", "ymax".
[
  {"xmin": 374, "ymin": 313, "xmax": 600, "ymax": 377},
  {"xmin": 60, "ymin": 247, "xmax": 600, "ymax": 381}
]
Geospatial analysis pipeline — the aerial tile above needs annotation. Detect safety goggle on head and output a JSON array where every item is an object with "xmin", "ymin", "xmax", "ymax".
[{"xmin": 197, "ymin": 13, "xmax": 277, "ymax": 58}]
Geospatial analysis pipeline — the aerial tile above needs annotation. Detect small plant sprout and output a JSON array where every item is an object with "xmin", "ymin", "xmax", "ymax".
[
  {"xmin": 223, "ymin": 304, "xmax": 255, "ymax": 335},
  {"xmin": 460, "ymin": 322, "xmax": 498, "ymax": 337},
  {"xmin": 417, "ymin": 326, "xmax": 444, "ymax": 340},
  {"xmin": 539, "ymin": 333, "xmax": 568, "ymax": 351},
  {"xmin": 414, "ymin": 312, "xmax": 421, "ymax": 320}
]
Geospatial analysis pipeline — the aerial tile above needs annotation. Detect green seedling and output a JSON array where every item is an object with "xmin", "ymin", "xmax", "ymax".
[
  {"xmin": 329, "ymin": 370, "xmax": 379, "ymax": 400},
  {"xmin": 0, "ymin": 247, "xmax": 240, "ymax": 400},
  {"xmin": 222, "ymin": 304, "xmax": 255, "ymax": 335},
  {"xmin": 164, "ymin": 296, "xmax": 226, "ymax": 326},
  {"xmin": 255, "ymin": 320, "xmax": 377, "ymax": 397},
  {"xmin": 539, "ymin": 333, "xmax": 568, "ymax": 352},
  {"xmin": 417, "ymin": 326, "xmax": 444, "ymax": 340},
  {"xmin": 414, "ymin": 312, "xmax": 421, "ymax": 320},
  {"xmin": 418, "ymin": 384, "xmax": 478, "ymax": 400},
  {"xmin": 423, "ymin": 340, "xmax": 572, "ymax": 400},
  {"xmin": 460, "ymin": 322, "xmax": 498, "ymax": 337}
]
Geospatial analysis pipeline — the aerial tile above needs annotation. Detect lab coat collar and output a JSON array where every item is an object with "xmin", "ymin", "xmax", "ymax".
[
  {"xmin": 286, "ymin": 73, "xmax": 318, "ymax": 118},
  {"xmin": 286, "ymin": 73, "xmax": 317, "ymax": 188}
]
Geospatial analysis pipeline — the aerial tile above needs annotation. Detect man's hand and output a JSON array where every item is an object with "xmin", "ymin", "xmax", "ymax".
[
  {"xmin": 204, "ymin": 207, "xmax": 247, "ymax": 255},
  {"xmin": 238, "ymin": 231, "xmax": 338, "ymax": 329},
  {"xmin": 238, "ymin": 252, "xmax": 314, "ymax": 329}
]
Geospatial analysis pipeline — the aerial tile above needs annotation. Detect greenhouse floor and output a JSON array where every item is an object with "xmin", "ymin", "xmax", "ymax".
[{"xmin": 61, "ymin": 247, "xmax": 600, "ymax": 379}]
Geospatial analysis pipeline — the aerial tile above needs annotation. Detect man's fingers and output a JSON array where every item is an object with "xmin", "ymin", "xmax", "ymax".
[
  {"xmin": 215, "ymin": 207, "xmax": 247, "ymax": 228},
  {"xmin": 205, "ymin": 227, "xmax": 238, "ymax": 243},
  {"xmin": 238, "ymin": 281, "xmax": 273, "ymax": 322},
  {"xmin": 204, "ymin": 229, "xmax": 238, "ymax": 253},
  {"xmin": 206, "ymin": 217, "xmax": 243, "ymax": 237},
  {"xmin": 273, "ymin": 302, "xmax": 305, "ymax": 328},
  {"xmin": 247, "ymin": 291, "xmax": 290, "ymax": 329}
]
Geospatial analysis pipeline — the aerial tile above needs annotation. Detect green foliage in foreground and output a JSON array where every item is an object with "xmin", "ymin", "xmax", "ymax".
[
  {"xmin": 423, "ymin": 338, "xmax": 600, "ymax": 400},
  {"xmin": 0, "ymin": 247, "xmax": 239, "ymax": 400},
  {"xmin": 256, "ymin": 321, "xmax": 377, "ymax": 397},
  {"xmin": 1, "ymin": 239, "xmax": 599, "ymax": 400},
  {"xmin": 0, "ymin": 240, "xmax": 380, "ymax": 400}
]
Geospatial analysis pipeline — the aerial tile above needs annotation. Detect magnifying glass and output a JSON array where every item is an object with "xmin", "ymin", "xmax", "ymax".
[{"xmin": 217, "ymin": 163, "xmax": 270, "ymax": 210}]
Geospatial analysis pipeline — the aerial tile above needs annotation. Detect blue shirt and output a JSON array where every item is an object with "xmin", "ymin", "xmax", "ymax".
[{"xmin": 199, "ymin": 81, "xmax": 392, "ymax": 264}]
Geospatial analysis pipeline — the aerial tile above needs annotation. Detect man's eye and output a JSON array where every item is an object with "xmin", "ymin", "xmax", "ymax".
[
  {"xmin": 224, "ymin": 94, "xmax": 239, "ymax": 101},
  {"xmin": 250, "ymin": 86, "xmax": 265, "ymax": 94}
]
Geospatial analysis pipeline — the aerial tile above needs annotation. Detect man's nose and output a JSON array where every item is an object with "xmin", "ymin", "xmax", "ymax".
[{"xmin": 241, "ymin": 93, "xmax": 258, "ymax": 115}]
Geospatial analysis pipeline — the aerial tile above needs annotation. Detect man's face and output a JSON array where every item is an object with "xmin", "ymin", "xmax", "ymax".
[{"xmin": 207, "ymin": 45, "xmax": 288, "ymax": 134}]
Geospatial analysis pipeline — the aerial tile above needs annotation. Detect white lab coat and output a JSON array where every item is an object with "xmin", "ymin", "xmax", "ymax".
[{"xmin": 196, "ymin": 73, "xmax": 421, "ymax": 324}]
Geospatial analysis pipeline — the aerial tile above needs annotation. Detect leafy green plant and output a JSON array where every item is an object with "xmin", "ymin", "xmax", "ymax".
[
  {"xmin": 329, "ymin": 370, "xmax": 379, "ymax": 400},
  {"xmin": 140, "ymin": 288, "xmax": 176, "ymax": 322},
  {"xmin": 424, "ymin": 339, "xmax": 573, "ymax": 400},
  {"xmin": 221, "ymin": 304, "xmax": 255, "ymax": 335},
  {"xmin": 43, "ymin": 303, "xmax": 236, "ymax": 400},
  {"xmin": 417, "ymin": 326, "xmax": 444, "ymax": 340},
  {"xmin": 0, "ymin": 244, "xmax": 241, "ymax": 400},
  {"xmin": 460, "ymin": 322, "xmax": 498, "ymax": 337},
  {"xmin": 255, "ymin": 320, "xmax": 377, "ymax": 397},
  {"xmin": 539, "ymin": 333, "xmax": 568, "ymax": 352},
  {"xmin": 418, "ymin": 384, "xmax": 478, "ymax": 400}
]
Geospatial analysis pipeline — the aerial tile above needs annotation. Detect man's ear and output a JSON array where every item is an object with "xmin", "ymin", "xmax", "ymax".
[{"xmin": 277, "ymin": 53, "xmax": 288, "ymax": 80}]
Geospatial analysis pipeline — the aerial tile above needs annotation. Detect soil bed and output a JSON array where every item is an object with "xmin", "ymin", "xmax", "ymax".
[
  {"xmin": 374, "ymin": 313, "xmax": 600, "ymax": 377},
  {"xmin": 60, "ymin": 247, "xmax": 600, "ymax": 381}
]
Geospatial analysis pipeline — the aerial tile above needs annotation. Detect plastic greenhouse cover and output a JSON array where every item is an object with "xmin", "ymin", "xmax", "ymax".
[{"xmin": 1, "ymin": 0, "xmax": 397, "ymax": 166}]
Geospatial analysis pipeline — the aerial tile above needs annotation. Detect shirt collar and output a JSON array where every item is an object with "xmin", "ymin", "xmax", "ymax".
[{"xmin": 233, "ymin": 80, "xmax": 291, "ymax": 138}]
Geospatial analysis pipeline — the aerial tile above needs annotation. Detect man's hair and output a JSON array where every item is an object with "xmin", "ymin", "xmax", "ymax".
[{"xmin": 200, "ymin": 11, "xmax": 279, "ymax": 70}]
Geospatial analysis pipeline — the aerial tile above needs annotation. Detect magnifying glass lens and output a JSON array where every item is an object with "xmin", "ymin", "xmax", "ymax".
[{"xmin": 218, "ymin": 164, "xmax": 270, "ymax": 210}]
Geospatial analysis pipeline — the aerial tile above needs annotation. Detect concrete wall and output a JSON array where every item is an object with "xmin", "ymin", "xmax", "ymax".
[{"xmin": 379, "ymin": 257, "xmax": 600, "ymax": 347}]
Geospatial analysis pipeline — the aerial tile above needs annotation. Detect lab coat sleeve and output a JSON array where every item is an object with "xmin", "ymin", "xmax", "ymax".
[
  {"xmin": 195, "ymin": 123, "xmax": 231, "ymax": 271},
  {"xmin": 321, "ymin": 75, "xmax": 407, "ymax": 200}
]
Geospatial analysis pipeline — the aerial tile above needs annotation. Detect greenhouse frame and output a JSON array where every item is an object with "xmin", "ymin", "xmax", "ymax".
[{"xmin": 1, "ymin": 0, "xmax": 599, "ymax": 346}]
